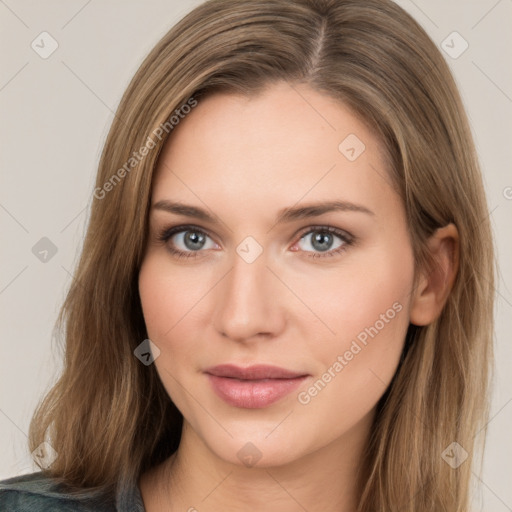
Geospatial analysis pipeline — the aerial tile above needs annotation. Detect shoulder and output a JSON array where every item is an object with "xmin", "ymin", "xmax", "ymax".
[{"xmin": 0, "ymin": 471, "xmax": 116, "ymax": 511}]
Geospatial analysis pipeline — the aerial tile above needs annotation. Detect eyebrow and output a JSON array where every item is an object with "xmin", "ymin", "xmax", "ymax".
[{"xmin": 152, "ymin": 199, "xmax": 374, "ymax": 224}]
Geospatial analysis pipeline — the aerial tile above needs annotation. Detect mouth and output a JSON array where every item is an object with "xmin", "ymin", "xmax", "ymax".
[{"xmin": 204, "ymin": 364, "xmax": 310, "ymax": 409}]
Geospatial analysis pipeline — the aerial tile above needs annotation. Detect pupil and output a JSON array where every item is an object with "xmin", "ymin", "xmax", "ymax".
[
  {"xmin": 186, "ymin": 231, "xmax": 204, "ymax": 250},
  {"xmin": 313, "ymin": 232, "xmax": 331, "ymax": 252}
]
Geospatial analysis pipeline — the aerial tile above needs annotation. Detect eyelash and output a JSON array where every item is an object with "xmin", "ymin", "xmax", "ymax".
[{"xmin": 155, "ymin": 224, "xmax": 355, "ymax": 260}]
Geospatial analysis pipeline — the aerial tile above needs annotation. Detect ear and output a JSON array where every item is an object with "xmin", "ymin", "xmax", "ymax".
[{"xmin": 409, "ymin": 223, "xmax": 459, "ymax": 326}]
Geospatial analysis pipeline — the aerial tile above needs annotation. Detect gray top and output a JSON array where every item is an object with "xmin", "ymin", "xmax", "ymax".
[{"xmin": 0, "ymin": 471, "xmax": 146, "ymax": 511}]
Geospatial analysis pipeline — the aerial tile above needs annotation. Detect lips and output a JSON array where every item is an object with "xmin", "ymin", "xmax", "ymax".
[
  {"xmin": 204, "ymin": 364, "xmax": 307, "ymax": 380},
  {"xmin": 204, "ymin": 364, "xmax": 309, "ymax": 409}
]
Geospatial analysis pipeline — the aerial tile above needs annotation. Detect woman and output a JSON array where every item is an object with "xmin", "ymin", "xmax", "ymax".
[{"xmin": 0, "ymin": 0, "xmax": 495, "ymax": 510}]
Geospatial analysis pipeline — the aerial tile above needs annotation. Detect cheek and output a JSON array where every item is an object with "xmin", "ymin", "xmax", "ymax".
[
  {"xmin": 294, "ymin": 238, "xmax": 414, "ymax": 427},
  {"xmin": 292, "ymin": 231, "xmax": 413, "ymax": 355},
  {"xmin": 138, "ymin": 253, "xmax": 213, "ymax": 379},
  {"xmin": 323, "ymin": 261, "xmax": 411, "ymax": 355},
  {"xmin": 138, "ymin": 253, "xmax": 204, "ymax": 341},
  {"xmin": 138, "ymin": 255, "xmax": 202, "ymax": 411},
  {"xmin": 138, "ymin": 257, "xmax": 170, "ymax": 340}
]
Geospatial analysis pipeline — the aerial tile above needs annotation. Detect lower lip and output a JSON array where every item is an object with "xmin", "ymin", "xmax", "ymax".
[{"xmin": 206, "ymin": 374, "xmax": 308, "ymax": 409}]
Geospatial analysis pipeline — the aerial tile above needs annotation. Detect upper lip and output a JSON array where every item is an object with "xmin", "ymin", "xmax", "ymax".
[{"xmin": 204, "ymin": 364, "xmax": 308, "ymax": 380}]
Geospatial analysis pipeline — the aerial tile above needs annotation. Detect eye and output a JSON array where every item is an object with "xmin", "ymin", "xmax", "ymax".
[
  {"xmin": 156, "ymin": 224, "xmax": 354, "ymax": 260},
  {"xmin": 293, "ymin": 225, "xmax": 354, "ymax": 259},
  {"xmin": 156, "ymin": 225, "xmax": 217, "ymax": 259}
]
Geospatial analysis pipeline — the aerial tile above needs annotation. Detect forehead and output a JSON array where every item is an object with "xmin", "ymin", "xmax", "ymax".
[{"xmin": 151, "ymin": 82, "xmax": 397, "ymax": 221}]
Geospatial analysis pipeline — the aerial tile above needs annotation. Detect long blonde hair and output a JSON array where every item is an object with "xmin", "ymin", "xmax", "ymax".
[{"xmin": 28, "ymin": 0, "xmax": 495, "ymax": 510}]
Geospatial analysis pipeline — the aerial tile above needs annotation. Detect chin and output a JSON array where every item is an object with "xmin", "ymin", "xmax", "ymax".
[{"xmin": 197, "ymin": 424, "xmax": 316, "ymax": 469}]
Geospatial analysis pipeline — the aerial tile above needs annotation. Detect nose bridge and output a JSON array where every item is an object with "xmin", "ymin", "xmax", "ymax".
[{"xmin": 213, "ymin": 241, "xmax": 283, "ymax": 341}]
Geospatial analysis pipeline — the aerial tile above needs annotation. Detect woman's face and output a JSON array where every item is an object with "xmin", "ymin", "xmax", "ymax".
[{"xmin": 138, "ymin": 81, "xmax": 416, "ymax": 467}]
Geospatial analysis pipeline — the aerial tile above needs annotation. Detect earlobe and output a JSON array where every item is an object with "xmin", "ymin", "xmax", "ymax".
[{"xmin": 409, "ymin": 223, "xmax": 459, "ymax": 326}]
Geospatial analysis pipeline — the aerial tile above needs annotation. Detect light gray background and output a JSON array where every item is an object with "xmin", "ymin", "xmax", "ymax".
[{"xmin": 1, "ymin": 0, "xmax": 511, "ymax": 509}]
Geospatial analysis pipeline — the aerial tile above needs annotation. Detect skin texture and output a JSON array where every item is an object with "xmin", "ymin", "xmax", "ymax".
[{"xmin": 137, "ymin": 81, "xmax": 459, "ymax": 512}]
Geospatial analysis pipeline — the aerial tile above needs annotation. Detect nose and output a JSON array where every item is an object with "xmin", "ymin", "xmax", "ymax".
[{"xmin": 212, "ymin": 248, "xmax": 286, "ymax": 343}]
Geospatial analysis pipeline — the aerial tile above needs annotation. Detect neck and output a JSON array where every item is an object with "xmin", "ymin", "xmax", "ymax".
[{"xmin": 141, "ymin": 410, "xmax": 374, "ymax": 512}]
